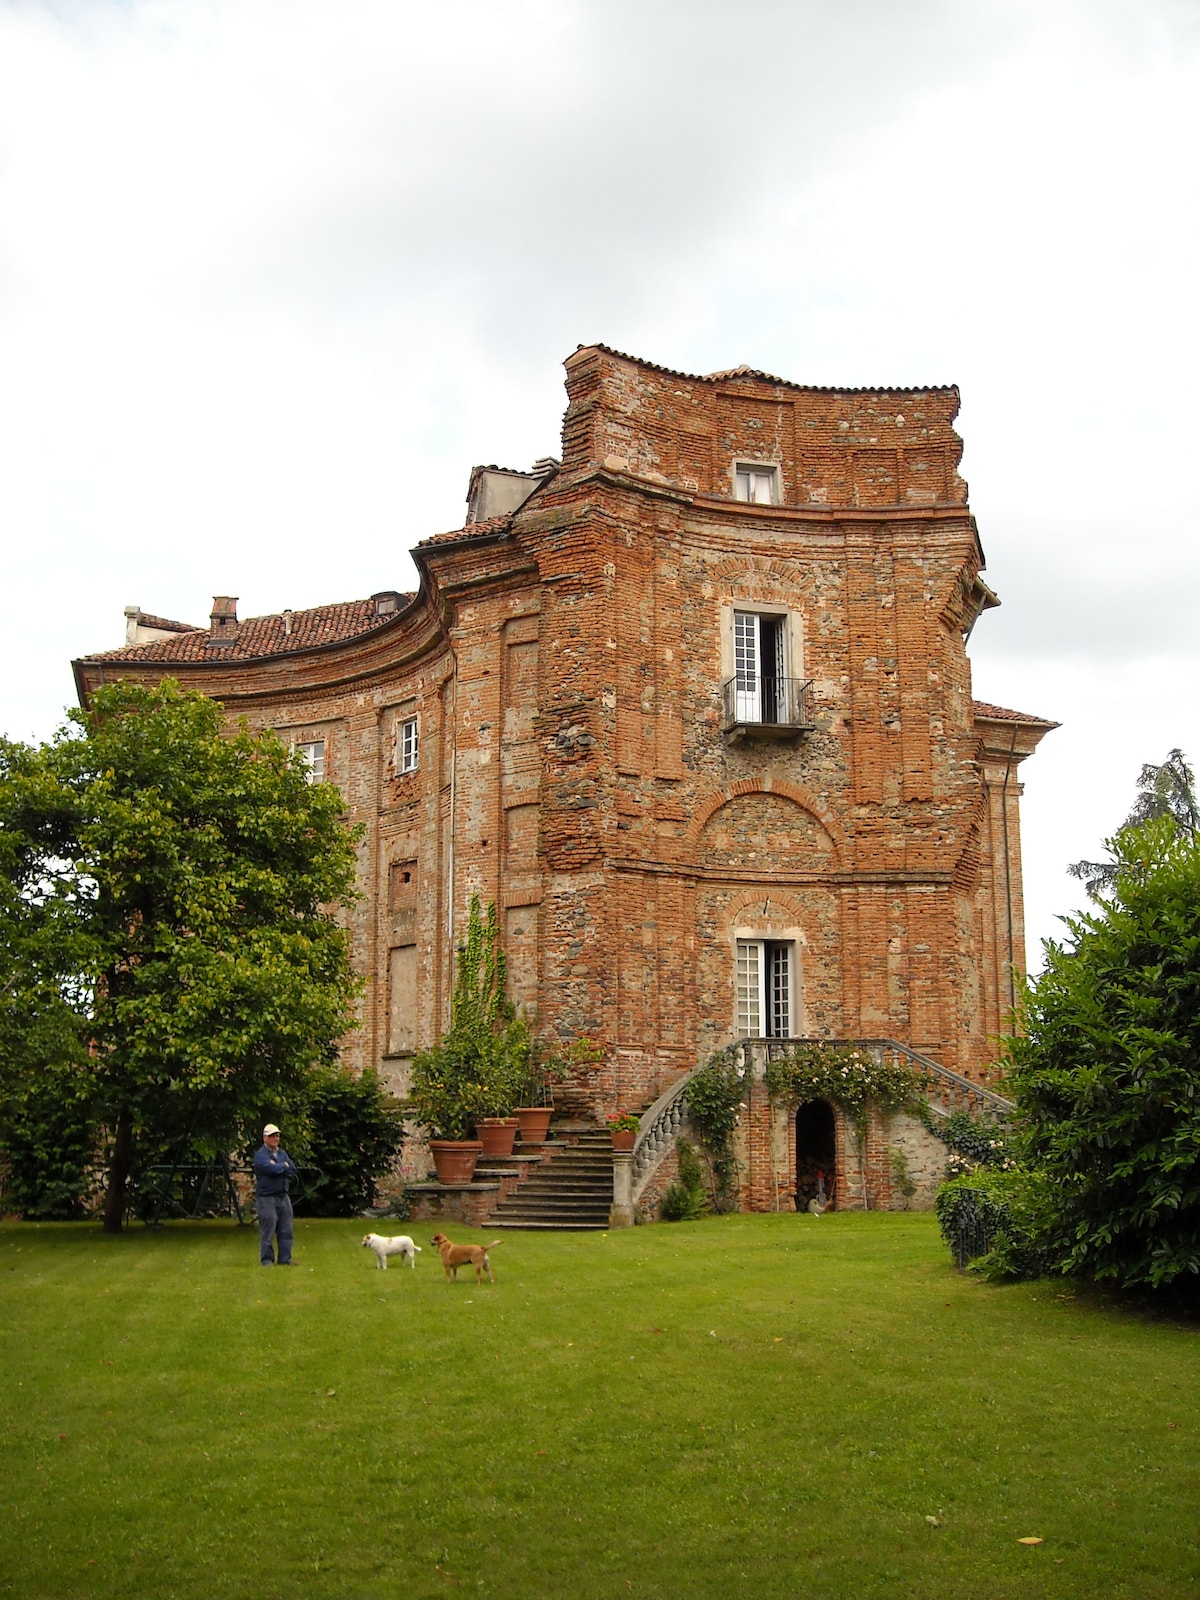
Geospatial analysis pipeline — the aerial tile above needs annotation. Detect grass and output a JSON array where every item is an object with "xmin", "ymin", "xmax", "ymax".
[{"xmin": 1, "ymin": 1212, "xmax": 1198, "ymax": 1600}]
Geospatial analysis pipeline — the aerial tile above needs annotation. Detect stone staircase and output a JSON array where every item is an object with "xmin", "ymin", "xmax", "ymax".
[{"xmin": 490, "ymin": 1125, "xmax": 614, "ymax": 1231}]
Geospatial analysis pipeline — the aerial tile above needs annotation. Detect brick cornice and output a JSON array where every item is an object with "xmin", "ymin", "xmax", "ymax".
[
  {"xmin": 551, "ymin": 465, "xmax": 976, "ymax": 528},
  {"xmin": 604, "ymin": 855, "xmax": 953, "ymax": 886}
]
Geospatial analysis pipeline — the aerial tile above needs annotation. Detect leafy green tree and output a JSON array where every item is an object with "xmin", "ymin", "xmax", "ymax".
[
  {"xmin": 0, "ymin": 681, "xmax": 361, "ymax": 1232},
  {"xmin": 1006, "ymin": 816, "xmax": 1200, "ymax": 1289},
  {"xmin": 1069, "ymin": 748, "xmax": 1198, "ymax": 898}
]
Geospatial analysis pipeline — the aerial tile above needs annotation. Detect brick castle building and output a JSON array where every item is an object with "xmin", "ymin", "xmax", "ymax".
[{"xmin": 74, "ymin": 344, "xmax": 1054, "ymax": 1209}]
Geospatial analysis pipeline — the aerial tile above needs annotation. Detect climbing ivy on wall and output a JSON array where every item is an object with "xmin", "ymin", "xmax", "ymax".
[
  {"xmin": 764, "ymin": 1042, "xmax": 924, "ymax": 1129},
  {"xmin": 685, "ymin": 1049, "xmax": 747, "ymax": 1212}
]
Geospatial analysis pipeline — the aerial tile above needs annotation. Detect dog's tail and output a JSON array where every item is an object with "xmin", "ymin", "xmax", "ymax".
[
  {"xmin": 413, "ymin": 1244, "xmax": 423, "ymax": 1252},
  {"xmin": 485, "ymin": 1240, "xmax": 502, "ymax": 1250}
]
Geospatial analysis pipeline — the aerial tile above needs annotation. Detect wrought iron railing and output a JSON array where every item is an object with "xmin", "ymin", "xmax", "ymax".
[
  {"xmin": 720, "ymin": 675, "xmax": 815, "ymax": 733},
  {"xmin": 135, "ymin": 1159, "xmax": 324, "ymax": 1227},
  {"xmin": 944, "ymin": 1185, "xmax": 999, "ymax": 1267}
]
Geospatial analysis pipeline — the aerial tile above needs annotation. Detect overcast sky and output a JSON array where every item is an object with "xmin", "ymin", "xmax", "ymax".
[{"xmin": 2, "ymin": 0, "xmax": 1198, "ymax": 970}]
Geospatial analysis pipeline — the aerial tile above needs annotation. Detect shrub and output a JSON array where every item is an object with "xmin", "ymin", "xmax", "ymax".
[
  {"xmin": 935, "ymin": 1167, "xmax": 1059, "ymax": 1279},
  {"xmin": 0, "ymin": 1062, "xmax": 99, "ymax": 1220},
  {"xmin": 1005, "ymin": 817, "xmax": 1200, "ymax": 1289},
  {"xmin": 923, "ymin": 1107, "xmax": 1016, "ymax": 1178},
  {"xmin": 685, "ymin": 1050, "xmax": 745, "ymax": 1210},
  {"xmin": 291, "ymin": 1066, "xmax": 405, "ymax": 1217},
  {"xmin": 407, "ymin": 896, "xmax": 528, "ymax": 1138},
  {"xmin": 660, "ymin": 1137, "xmax": 707, "ymax": 1222}
]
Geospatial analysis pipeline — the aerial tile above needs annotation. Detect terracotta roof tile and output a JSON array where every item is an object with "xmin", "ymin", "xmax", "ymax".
[
  {"xmin": 418, "ymin": 516, "xmax": 514, "ymax": 548},
  {"xmin": 577, "ymin": 342, "xmax": 959, "ymax": 398},
  {"xmin": 136, "ymin": 613, "xmax": 201, "ymax": 633},
  {"xmin": 81, "ymin": 596, "xmax": 414, "ymax": 665},
  {"xmin": 973, "ymin": 700, "xmax": 1059, "ymax": 727}
]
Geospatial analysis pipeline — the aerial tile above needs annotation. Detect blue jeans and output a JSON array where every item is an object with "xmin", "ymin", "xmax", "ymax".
[{"xmin": 256, "ymin": 1194, "xmax": 293, "ymax": 1264}]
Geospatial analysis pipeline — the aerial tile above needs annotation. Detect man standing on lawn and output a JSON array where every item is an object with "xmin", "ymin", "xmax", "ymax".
[{"xmin": 254, "ymin": 1124, "xmax": 298, "ymax": 1266}]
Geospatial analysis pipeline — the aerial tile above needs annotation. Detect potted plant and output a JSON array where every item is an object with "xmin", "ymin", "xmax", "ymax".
[
  {"xmin": 515, "ymin": 1033, "xmax": 604, "ymax": 1146},
  {"xmin": 407, "ymin": 1039, "xmax": 487, "ymax": 1182},
  {"xmin": 407, "ymin": 897, "xmax": 524, "ymax": 1183},
  {"xmin": 476, "ymin": 1008, "xmax": 529, "ymax": 1158},
  {"xmin": 606, "ymin": 1110, "xmax": 640, "ymax": 1152}
]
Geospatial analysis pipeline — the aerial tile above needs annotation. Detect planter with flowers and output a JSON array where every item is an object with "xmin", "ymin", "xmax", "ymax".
[{"xmin": 606, "ymin": 1111, "xmax": 640, "ymax": 1153}]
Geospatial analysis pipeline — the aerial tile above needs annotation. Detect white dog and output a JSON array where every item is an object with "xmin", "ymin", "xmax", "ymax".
[{"xmin": 362, "ymin": 1232, "xmax": 421, "ymax": 1270}]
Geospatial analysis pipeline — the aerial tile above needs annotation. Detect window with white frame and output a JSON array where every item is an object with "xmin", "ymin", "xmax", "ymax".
[
  {"xmin": 396, "ymin": 715, "xmax": 419, "ymax": 775},
  {"xmin": 734, "ymin": 462, "xmax": 779, "ymax": 505},
  {"xmin": 736, "ymin": 938, "xmax": 794, "ymax": 1039},
  {"xmin": 294, "ymin": 740, "xmax": 326, "ymax": 784},
  {"xmin": 733, "ymin": 610, "xmax": 787, "ymax": 724}
]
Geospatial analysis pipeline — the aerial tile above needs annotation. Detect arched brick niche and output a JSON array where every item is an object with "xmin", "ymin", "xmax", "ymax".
[{"xmin": 685, "ymin": 779, "xmax": 847, "ymax": 866}]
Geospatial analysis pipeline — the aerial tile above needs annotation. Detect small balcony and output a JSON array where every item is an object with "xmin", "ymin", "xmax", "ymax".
[{"xmin": 721, "ymin": 675, "xmax": 816, "ymax": 744}]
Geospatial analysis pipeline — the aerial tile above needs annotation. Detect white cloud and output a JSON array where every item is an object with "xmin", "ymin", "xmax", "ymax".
[{"xmin": 1, "ymin": 0, "xmax": 1197, "ymax": 963}]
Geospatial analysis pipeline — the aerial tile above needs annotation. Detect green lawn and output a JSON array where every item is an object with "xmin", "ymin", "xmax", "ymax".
[{"xmin": 1, "ymin": 1212, "xmax": 1197, "ymax": 1600}]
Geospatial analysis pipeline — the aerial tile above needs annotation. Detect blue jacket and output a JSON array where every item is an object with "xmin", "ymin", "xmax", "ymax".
[{"xmin": 254, "ymin": 1143, "xmax": 298, "ymax": 1197}]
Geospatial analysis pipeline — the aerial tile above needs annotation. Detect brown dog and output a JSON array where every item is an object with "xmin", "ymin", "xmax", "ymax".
[{"xmin": 429, "ymin": 1232, "xmax": 501, "ymax": 1284}]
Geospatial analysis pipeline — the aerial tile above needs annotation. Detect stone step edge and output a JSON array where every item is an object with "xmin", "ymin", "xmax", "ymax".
[{"xmin": 492, "ymin": 1222, "xmax": 610, "ymax": 1232}]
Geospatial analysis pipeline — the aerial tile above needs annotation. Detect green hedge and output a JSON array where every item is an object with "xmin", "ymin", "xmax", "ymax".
[
  {"xmin": 291, "ymin": 1065, "xmax": 405, "ymax": 1217},
  {"xmin": 0, "ymin": 1064, "xmax": 99, "ymax": 1220},
  {"xmin": 935, "ymin": 1167, "xmax": 1059, "ymax": 1279}
]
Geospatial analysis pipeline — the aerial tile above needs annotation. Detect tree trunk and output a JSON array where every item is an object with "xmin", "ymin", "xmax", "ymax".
[{"xmin": 102, "ymin": 1106, "xmax": 133, "ymax": 1234}]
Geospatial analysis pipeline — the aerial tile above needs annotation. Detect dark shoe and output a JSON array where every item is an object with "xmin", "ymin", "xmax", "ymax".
[{"xmin": 261, "ymin": 1260, "xmax": 275, "ymax": 1266}]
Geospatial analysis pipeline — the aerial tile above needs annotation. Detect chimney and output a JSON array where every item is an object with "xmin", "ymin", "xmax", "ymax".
[
  {"xmin": 124, "ymin": 605, "xmax": 142, "ymax": 645},
  {"xmin": 282, "ymin": 608, "xmax": 293, "ymax": 637},
  {"xmin": 208, "ymin": 596, "xmax": 239, "ymax": 647}
]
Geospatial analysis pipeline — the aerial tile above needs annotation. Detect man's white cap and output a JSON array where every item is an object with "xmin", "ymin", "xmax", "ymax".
[{"xmin": 263, "ymin": 1123, "xmax": 281, "ymax": 1137}]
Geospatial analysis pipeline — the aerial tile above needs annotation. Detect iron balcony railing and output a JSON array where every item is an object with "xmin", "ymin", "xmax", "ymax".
[{"xmin": 721, "ymin": 674, "xmax": 815, "ymax": 734}]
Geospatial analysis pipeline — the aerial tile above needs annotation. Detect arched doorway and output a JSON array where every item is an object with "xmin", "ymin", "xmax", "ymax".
[{"xmin": 795, "ymin": 1099, "xmax": 836, "ymax": 1210}]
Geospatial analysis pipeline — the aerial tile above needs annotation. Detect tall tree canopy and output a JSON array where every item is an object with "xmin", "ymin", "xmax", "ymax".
[
  {"xmin": 0, "ymin": 681, "xmax": 361, "ymax": 1231},
  {"xmin": 1007, "ymin": 817, "xmax": 1200, "ymax": 1289},
  {"xmin": 1069, "ymin": 749, "xmax": 1198, "ymax": 899}
]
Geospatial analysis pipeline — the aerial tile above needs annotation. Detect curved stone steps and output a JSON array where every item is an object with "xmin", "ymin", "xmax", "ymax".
[{"xmin": 490, "ymin": 1127, "xmax": 616, "ymax": 1231}]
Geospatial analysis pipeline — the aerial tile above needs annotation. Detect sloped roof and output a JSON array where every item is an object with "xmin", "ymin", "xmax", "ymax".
[
  {"xmin": 972, "ymin": 700, "xmax": 1059, "ymax": 728},
  {"xmin": 135, "ymin": 612, "xmax": 201, "ymax": 634},
  {"xmin": 417, "ymin": 515, "xmax": 514, "ymax": 548},
  {"xmin": 80, "ymin": 596, "xmax": 413, "ymax": 665}
]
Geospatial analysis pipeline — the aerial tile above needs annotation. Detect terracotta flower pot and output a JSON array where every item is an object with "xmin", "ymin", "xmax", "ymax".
[
  {"xmin": 429, "ymin": 1139, "xmax": 483, "ymax": 1184},
  {"xmin": 477, "ymin": 1117, "xmax": 519, "ymax": 1158},
  {"xmin": 515, "ymin": 1106, "xmax": 553, "ymax": 1146},
  {"xmin": 610, "ymin": 1128, "xmax": 636, "ymax": 1152}
]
